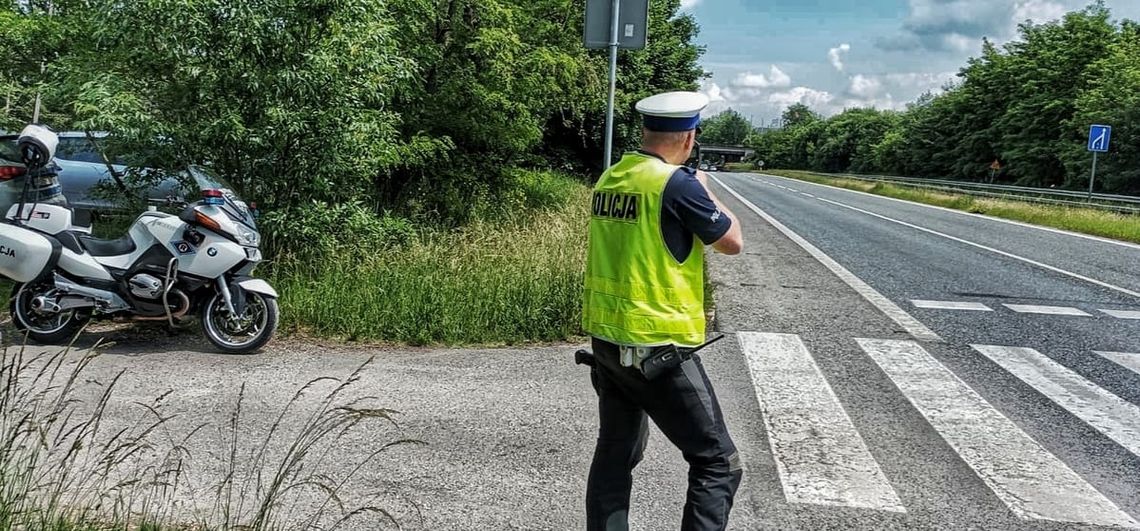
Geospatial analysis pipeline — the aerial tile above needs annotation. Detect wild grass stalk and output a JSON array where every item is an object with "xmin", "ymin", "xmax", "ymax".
[{"xmin": 0, "ymin": 331, "xmax": 419, "ymax": 530}]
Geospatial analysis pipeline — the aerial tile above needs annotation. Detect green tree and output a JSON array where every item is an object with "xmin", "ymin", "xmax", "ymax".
[
  {"xmin": 47, "ymin": 0, "xmax": 422, "ymax": 208},
  {"xmin": 700, "ymin": 109, "xmax": 753, "ymax": 145},
  {"xmin": 1064, "ymin": 20, "xmax": 1140, "ymax": 193}
]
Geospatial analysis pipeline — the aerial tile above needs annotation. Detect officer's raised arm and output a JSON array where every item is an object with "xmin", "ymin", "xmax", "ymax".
[{"xmin": 695, "ymin": 170, "xmax": 743, "ymax": 255}]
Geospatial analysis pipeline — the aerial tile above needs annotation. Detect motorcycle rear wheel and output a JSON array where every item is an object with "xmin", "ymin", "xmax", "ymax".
[
  {"xmin": 200, "ymin": 291, "xmax": 278, "ymax": 354},
  {"xmin": 9, "ymin": 282, "xmax": 91, "ymax": 345}
]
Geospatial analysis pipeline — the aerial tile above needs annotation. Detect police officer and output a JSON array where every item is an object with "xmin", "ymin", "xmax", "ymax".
[{"xmin": 582, "ymin": 91, "xmax": 744, "ymax": 531}]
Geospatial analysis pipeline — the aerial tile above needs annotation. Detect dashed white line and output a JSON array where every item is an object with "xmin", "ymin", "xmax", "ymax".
[
  {"xmin": 860, "ymin": 339, "xmax": 1135, "ymax": 528},
  {"xmin": 973, "ymin": 344, "xmax": 1140, "ymax": 459},
  {"xmin": 739, "ymin": 333, "xmax": 904, "ymax": 513},
  {"xmin": 1101, "ymin": 309, "xmax": 1140, "ymax": 320},
  {"xmin": 1097, "ymin": 351, "xmax": 1140, "ymax": 377},
  {"xmin": 711, "ymin": 176, "xmax": 941, "ymax": 342},
  {"xmin": 809, "ymin": 195, "xmax": 1140, "ymax": 300},
  {"xmin": 1003, "ymin": 304, "xmax": 1092, "ymax": 317},
  {"xmin": 911, "ymin": 300, "xmax": 994, "ymax": 312},
  {"xmin": 801, "ymin": 192, "xmax": 816, "ymax": 198}
]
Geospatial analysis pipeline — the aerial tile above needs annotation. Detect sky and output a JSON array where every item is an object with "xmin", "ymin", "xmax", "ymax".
[{"xmin": 683, "ymin": 0, "xmax": 1140, "ymax": 125}]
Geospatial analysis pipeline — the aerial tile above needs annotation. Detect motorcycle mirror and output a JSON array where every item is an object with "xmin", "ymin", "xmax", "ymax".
[{"xmin": 17, "ymin": 124, "xmax": 59, "ymax": 170}]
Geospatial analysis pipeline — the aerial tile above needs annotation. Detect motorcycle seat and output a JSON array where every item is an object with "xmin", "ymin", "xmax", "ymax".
[{"xmin": 78, "ymin": 233, "xmax": 137, "ymax": 257}]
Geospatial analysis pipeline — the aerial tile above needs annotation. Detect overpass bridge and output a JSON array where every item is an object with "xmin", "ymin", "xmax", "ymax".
[{"xmin": 698, "ymin": 143, "xmax": 754, "ymax": 164}]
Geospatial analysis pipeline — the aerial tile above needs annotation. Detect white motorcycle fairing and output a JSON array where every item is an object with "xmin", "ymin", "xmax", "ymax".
[
  {"xmin": 0, "ymin": 223, "xmax": 58, "ymax": 283},
  {"xmin": 89, "ymin": 211, "xmax": 246, "ymax": 280}
]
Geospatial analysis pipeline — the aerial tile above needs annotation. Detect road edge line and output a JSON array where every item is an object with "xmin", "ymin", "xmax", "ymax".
[{"xmin": 711, "ymin": 175, "xmax": 942, "ymax": 343}]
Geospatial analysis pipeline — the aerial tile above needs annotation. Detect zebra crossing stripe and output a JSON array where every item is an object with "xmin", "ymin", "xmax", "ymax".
[
  {"xmin": 974, "ymin": 345, "xmax": 1140, "ymax": 459},
  {"xmin": 739, "ymin": 332, "xmax": 905, "ymax": 513},
  {"xmin": 1097, "ymin": 351, "xmax": 1140, "ymax": 377},
  {"xmin": 860, "ymin": 339, "xmax": 1136, "ymax": 528}
]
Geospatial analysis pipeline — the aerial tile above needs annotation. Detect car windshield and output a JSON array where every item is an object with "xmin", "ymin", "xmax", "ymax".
[
  {"xmin": 0, "ymin": 138, "xmax": 20, "ymax": 164},
  {"xmin": 187, "ymin": 165, "xmax": 255, "ymax": 228}
]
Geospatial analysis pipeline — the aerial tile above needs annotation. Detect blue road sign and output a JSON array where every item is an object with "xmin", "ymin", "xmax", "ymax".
[{"xmin": 1088, "ymin": 125, "xmax": 1112, "ymax": 153}]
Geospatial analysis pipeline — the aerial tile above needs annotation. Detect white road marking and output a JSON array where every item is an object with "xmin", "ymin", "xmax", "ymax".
[
  {"xmin": 739, "ymin": 333, "xmax": 905, "ymax": 513},
  {"xmin": 1101, "ymin": 309, "xmax": 1140, "ymax": 320},
  {"xmin": 809, "ymin": 195, "xmax": 1140, "ymax": 300},
  {"xmin": 860, "ymin": 339, "xmax": 1136, "ymax": 528},
  {"xmin": 911, "ymin": 300, "xmax": 993, "ymax": 312},
  {"xmin": 711, "ymin": 176, "xmax": 941, "ymax": 342},
  {"xmin": 973, "ymin": 344, "xmax": 1140, "ymax": 459},
  {"xmin": 1097, "ymin": 351, "xmax": 1140, "ymax": 377},
  {"xmin": 755, "ymin": 173, "xmax": 1140, "ymax": 251},
  {"xmin": 1003, "ymin": 304, "xmax": 1092, "ymax": 317},
  {"xmin": 801, "ymin": 192, "xmax": 816, "ymax": 198}
]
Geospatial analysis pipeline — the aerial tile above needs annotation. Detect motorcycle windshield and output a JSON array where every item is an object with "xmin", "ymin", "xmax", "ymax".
[{"xmin": 188, "ymin": 165, "xmax": 256, "ymax": 229}]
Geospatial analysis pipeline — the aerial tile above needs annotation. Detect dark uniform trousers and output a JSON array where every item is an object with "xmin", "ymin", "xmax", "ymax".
[{"xmin": 586, "ymin": 338, "xmax": 743, "ymax": 531}]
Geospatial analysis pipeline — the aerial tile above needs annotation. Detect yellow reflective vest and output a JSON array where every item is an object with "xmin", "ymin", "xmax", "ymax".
[{"xmin": 582, "ymin": 152, "xmax": 706, "ymax": 348}]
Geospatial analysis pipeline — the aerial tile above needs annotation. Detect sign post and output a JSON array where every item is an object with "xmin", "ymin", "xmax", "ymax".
[
  {"xmin": 585, "ymin": 0, "xmax": 649, "ymax": 170},
  {"xmin": 988, "ymin": 159, "xmax": 1001, "ymax": 184},
  {"xmin": 1087, "ymin": 125, "xmax": 1111, "ymax": 200}
]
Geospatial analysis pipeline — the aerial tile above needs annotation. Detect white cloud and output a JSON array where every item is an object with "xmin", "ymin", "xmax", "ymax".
[
  {"xmin": 680, "ymin": 0, "xmax": 701, "ymax": 10},
  {"xmin": 768, "ymin": 87, "xmax": 835, "ymax": 110},
  {"xmin": 704, "ymin": 82, "xmax": 726, "ymax": 103},
  {"xmin": 1013, "ymin": 0, "xmax": 1068, "ymax": 24},
  {"xmin": 828, "ymin": 44, "xmax": 851, "ymax": 72},
  {"xmin": 732, "ymin": 66, "xmax": 792, "ymax": 89},
  {"xmin": 847, "ymin": 75, "xmax": 885, "ymax": 99}
]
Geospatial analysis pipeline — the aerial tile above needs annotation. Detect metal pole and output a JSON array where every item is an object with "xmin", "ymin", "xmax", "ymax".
[
  {"xmin": 1088, "ymin": 152, "xmax": 1098, "ymax": 201},
  {"xmin": 602, "ymin": 0, "xmax": 620, "ymax": 171}
]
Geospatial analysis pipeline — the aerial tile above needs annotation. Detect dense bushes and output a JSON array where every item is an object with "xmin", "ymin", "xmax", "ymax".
[{"xmin": 0, "ymin": 0, "xmax": 705, "ymax": 226}]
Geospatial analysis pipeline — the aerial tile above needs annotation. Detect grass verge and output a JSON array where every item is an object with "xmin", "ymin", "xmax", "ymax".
[
  {"xmin": 267, "ymin": 170, "xmax": 589, "ymax": 346},
  {"xmin": 0, "ymin": 334, "xmax": 417, "ymax": 530},
  {"xmin": 759, "ymin": 169, "xmax": 1140, "ymax": 244}
]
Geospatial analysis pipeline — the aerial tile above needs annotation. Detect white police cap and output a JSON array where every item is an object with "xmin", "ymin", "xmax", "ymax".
[{"xmin": 635, "ymin": 91, "xmax": 710, "ymax": 132}]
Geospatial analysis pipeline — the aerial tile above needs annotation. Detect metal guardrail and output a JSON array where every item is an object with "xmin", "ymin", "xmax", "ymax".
[{"xmin": 801, "ymin": 172, "xmax": 1140, "ymax": 215}]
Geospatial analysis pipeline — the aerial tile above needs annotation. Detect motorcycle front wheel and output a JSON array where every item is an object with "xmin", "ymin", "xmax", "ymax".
[
  {"xmin": 9, "ymin": 282, "xmax": 91, "ymax": 345},
  {"xmin": 200, "ymin": 290, "xmax": 278, "ymax": 354}
]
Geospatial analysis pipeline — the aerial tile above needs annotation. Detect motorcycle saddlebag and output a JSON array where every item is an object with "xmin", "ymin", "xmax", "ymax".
[{"xmin": 0, "ymin": 223, "xmax": 60, "ymax": 283}]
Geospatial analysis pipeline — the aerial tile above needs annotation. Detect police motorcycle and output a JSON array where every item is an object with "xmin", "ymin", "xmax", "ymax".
[{"xmin": 0, "ymin": 124, "xmax": 278, "ymax": 354}]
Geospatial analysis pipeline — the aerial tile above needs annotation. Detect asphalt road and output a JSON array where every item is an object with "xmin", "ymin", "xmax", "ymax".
[
  {"xmin": 11, "ymin": 171, "xmax": 1140, "ymax": 530},
  {"xmin": 706, "ymin": 171, "xmax": 1140, "ymax": 530}
]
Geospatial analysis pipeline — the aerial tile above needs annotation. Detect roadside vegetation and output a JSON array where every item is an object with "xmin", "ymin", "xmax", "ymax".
[
  {"xmin": 0, "ymin": 0, "xmax": 706, "ymax": 346},
  {"xmin": 266, "ymin": 170, "xmax": 589, "ymax": 345},
  {"xmin": 0, "ymin": 337, "xmax": 420, "ymax": 529},
  {"xmin": 712, "ymin": 4, "xmax": 1140, "ymax": 197},
  {"xmin": 762, "ymin": 169, "xmax": 1140, "ymax": 244}
]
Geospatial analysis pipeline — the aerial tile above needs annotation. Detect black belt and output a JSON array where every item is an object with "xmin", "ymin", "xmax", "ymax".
[{"xmin": 576, "ymin": 335, "xmax": 725, "ymax": 380}]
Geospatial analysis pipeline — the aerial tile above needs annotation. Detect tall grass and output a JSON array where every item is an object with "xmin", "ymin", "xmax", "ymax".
[
  {"xmin": 268, "ymin": 170, "xmax": 590, "ymax": 345},
  {"xmin": 763, "ymin": 169, "xmax": 1140, "ymax": 244},
  {"xmin": 0, "ymin": 332, "xmax": 419, "ymax": 529}
]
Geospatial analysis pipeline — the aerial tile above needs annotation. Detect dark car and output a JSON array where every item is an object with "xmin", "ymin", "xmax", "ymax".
[{"xmin": 0, "ymin": 132, "xmax": 182, "ymax": 215}]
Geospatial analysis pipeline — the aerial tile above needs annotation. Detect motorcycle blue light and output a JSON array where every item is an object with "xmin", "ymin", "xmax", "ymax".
[{"xmin": 202, "ymin": 189, "xmax": 225, "ymax": 205}]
